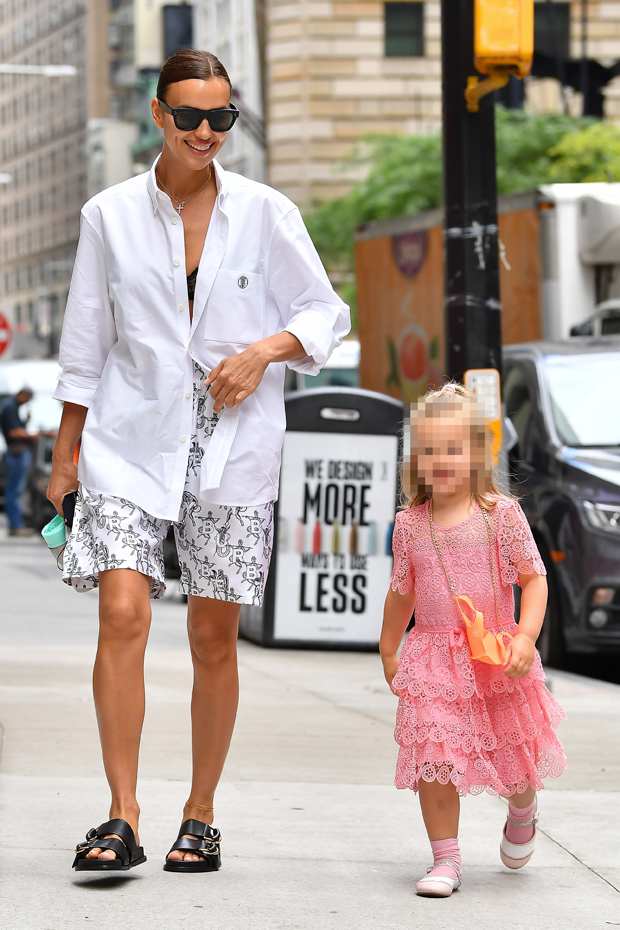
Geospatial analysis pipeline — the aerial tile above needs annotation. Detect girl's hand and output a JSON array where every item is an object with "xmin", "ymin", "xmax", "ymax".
[
  {"xmin": 47, "ymin": 456, "xmax": 79, "ymax": 516},
  {"xmin": 503, "ymin": 633, "xmax": 536, "ymax": 679},
  {"xmin": 381, "ymin": 653, "xmax": 401, "ymax": 694}
]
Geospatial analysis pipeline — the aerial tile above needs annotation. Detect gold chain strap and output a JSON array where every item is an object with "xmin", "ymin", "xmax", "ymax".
[{"xmin": 429, "ymin": 500, "xmax": 503, "ymax": 633}]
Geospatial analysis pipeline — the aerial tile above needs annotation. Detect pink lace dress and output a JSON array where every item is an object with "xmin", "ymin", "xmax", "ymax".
[{"xmin": 390, "ymin": 498, "xmax": 566, "ymax": 796}]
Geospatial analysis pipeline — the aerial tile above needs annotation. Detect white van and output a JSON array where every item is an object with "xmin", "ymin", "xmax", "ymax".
[{"xmin": 285, "ymin": 339, "xmax": 360, "ymax": 392}]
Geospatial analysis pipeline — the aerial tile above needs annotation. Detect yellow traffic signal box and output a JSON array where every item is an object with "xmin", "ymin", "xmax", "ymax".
[
  {"xmin": 474, "ymin": 0, "xmax": 533, "ymax": 77},
  {"xmin": 465, "ymin": 0, "xmax": 533, "ymax": 111}
]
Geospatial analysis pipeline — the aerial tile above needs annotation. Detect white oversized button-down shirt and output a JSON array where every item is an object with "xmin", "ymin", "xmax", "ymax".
[{"xmin": 54, "ymin": 158, "xmax": 350, "ymax": 519}]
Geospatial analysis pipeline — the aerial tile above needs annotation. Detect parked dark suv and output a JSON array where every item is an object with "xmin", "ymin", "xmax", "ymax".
[{"xmin": 503, "ymin": 337, "xmax": 620, "ymax": 664}]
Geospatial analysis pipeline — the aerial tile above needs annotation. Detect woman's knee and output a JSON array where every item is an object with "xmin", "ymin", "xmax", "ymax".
[
  {"xmin": 99, "ymin": 595, "xmax": 151, "ymax": 644},
  {"xmin": 189, "ymin": 615, "xmax": 238, "ymax": 667},
  {"xmin": 98, "ymin": 569, "xmax": 152, "ymax": 643}
]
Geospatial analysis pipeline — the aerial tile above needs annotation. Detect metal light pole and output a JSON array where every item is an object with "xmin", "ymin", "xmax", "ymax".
[
  {"xmin": 441, "ymin": 0, "xmax": 502, "ymax": 384},
  {"xmin": 580, "ymin": 0, "xmax": 589, "ymax": 115}
]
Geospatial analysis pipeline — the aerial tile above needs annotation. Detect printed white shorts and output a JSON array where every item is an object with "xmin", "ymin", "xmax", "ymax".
[{"xmin": 62, "ymin": 363, "xmax": 274, "ymax": 604}]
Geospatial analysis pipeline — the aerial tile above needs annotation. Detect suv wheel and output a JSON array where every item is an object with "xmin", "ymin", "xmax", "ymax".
[{"xmin": 537, "ymin": 547, "xmax": 565, "ymax": 668}]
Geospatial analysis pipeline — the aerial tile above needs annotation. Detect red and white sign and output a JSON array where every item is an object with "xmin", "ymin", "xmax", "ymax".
[{"xmin": 0, "ymin": 310, "xmax": 12, "ymax": 359}]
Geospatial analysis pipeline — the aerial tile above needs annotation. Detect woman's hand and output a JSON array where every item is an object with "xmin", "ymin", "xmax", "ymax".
[
  {"xmin": 206, "ymin": 332, "xmax": 305, "ymax": 413},
  {"xmin": 381, "ymin": 653, "xmax": 401, "ymax": 694},
  {"xmin": 206, "ymin": 343, "xmax": 270, "ymax": 413},
  {"xmin": 503, "ymin": 633, "xmax": 536, "ymax": 679},
  {"xmin": 47, "ymin": 456, "xmax": 79, "ymax": 516}
]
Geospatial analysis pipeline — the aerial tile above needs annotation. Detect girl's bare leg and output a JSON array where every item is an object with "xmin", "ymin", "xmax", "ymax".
[
  {"xmin": 418, "ymin": 778, "xmax": 460, "ymax": 841},
  {"xmin": 506, "ymin": 783, "xmax": 536, "ymax": 808},
  {"xmin": 86, "ymin": 568, "xmax": 152, "ymax": 859},
  {"xmin": 167, "ymin": 596, "xmax": 241, "ymax": 862}
]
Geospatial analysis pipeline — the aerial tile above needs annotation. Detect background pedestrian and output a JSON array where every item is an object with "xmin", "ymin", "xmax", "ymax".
[{"xmin": 0, "ymin": 387, "xmax": 39, "ymax": 536}]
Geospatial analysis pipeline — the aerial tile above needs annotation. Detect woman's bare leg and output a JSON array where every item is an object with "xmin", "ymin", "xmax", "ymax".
[
  {"xmin": 86, "ymin": 568, "xmax": 152, "ymax": 859},
  {"xmin": 418, "ymin": 778, "xmax": 460, "ymax": 841},
  {"xmin": 167, "ymin": 596, "xmax": 240, "ymax": 862}
]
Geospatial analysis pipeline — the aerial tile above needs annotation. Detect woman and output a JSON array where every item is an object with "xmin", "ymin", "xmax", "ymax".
[{"xmin": 47, "ymin": 49, "xmax": 349, "ymax": 873}]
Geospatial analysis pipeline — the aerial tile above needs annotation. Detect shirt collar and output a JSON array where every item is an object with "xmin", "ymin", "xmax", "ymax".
[{"xmin": 147, "ymin": 154, "xmax": 228, "ymax": 215}]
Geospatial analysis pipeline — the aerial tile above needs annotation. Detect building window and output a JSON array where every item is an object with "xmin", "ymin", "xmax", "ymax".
[
  {"xmin": 534, "ymin": 2, "xmax": 570, "ymax": 60},
  {"xmin": 163, "ymin": 4, "xmax": 193, "ymax": 61},
  {"xmin": 385, "ymin": 2, "xmax": 424, "ymax": 58}
]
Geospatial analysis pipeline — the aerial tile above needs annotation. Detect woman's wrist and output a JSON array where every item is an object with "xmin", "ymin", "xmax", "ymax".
[{"xmin": 52, "ymin": 445, "xmax": 78, "ymax": 466}]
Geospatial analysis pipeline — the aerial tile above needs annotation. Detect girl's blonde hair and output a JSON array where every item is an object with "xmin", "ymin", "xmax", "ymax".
[{"xmin": 401, "ymin": 382, "xmax": 516, "ymax": 510}]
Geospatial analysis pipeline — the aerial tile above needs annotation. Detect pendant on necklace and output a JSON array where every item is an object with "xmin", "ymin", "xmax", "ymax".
[{"xmin": 176, "ymin": 202, "xmax": 185, "ymax": 214}]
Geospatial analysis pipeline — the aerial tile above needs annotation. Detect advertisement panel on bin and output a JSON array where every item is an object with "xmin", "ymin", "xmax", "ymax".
[{"xmin": 274, "ymin": 431, "xmax": 398, "ymax": 643}]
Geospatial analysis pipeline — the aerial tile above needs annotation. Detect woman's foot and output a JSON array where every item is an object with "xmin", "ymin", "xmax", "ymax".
[
  {"xmin": 73, "ymin": 817, "xmax": 146, "ymax": 871},
  {"xmin": 167, "ymin": 802, "xmax": 213, "ymax": 862},
  {"xmin": 415, "ymin": 861, "xmax": 461, "ymax": 897},
  {"xmin": 85, "ymin": 806, "xmax": 139, "ymax": 860},
  {"xmin": 163, "ymin": 817, "xmax": 221, "ymax": 873}
]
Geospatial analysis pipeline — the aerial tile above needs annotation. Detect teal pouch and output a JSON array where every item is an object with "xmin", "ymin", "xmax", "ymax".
[{"xmin": 41, "ymin": 513, "xmax": 67, "ymax": 566}]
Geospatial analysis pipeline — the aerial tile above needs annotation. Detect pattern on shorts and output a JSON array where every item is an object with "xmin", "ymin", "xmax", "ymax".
[{"xmin": 62, "ymin": 361, "xmax": 274, "ymax": 604}]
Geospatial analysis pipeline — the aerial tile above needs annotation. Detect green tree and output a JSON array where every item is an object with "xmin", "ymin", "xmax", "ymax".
[
  {"xmin": 305, "ymin": 108, "xmax": 594, "ymax": 282},
  {"xmin": 548, "ymin": 121, "xmax": 620, "ymax": 181}
]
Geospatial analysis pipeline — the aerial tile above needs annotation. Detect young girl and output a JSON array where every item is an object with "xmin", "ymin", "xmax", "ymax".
[{"xmin": 380, "ymin": 383, "xmax": 566, "ymax": 897}]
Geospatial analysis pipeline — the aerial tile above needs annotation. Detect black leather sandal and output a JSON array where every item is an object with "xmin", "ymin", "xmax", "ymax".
[
  {"xmin": 72, "ymin": 818, "xmax": 147, "ymax": 871},
  {"xmin": 163, "ymin": 819, "xmax": 221, "ymax": 873}
]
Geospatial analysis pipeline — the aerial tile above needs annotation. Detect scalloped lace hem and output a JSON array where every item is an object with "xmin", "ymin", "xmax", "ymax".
[{"xmin": 394, "ymin": 747, "xmax": 566, "ymax": 797}]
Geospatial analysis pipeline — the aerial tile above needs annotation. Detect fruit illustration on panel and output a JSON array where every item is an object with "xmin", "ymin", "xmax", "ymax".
[{"xmin": 397, "ymin": 324, "xmax": 428, "ymax": 403}]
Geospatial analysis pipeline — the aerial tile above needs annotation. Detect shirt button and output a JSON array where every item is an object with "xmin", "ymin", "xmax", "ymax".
[
  {"xmin": 172, "ymin": 217, "xmax": 179, "ymax": 225},
  {"xmin": 180, "ymin": 435, "xmax": 187, "ymax": 443},
  {"xmin": 178, "ymin": 303, "xmax": 185, "ymax": 312},
  {"xmin": 173, "ymin": 258, "xmax": 180, "ymax": 266},
  {"xmin": 157, "ymin": 191, "xmax": 165, "ymax": 199},
  {"xmin": 185, "ymin": 391, "xmax": 191, "ymax": 398}
]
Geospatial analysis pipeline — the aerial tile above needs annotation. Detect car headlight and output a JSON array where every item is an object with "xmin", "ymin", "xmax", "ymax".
[{"xmin": 583, "ymin": 501, "xmax": 620, "ymax": 533}]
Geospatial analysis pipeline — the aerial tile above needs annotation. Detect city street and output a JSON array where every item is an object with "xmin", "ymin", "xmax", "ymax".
[{"xmin": 0, "ymin": 525, "xmax": 618, "ymax": 930}]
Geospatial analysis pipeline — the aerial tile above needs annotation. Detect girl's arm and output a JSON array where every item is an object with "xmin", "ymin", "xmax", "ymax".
[
  {"xmin": 380, "ymin": 586, "xmax": 416, "ymax": 692},
  {"xmin": 503, "ymin": 571, "xmax": 547, "ymax": 679}
]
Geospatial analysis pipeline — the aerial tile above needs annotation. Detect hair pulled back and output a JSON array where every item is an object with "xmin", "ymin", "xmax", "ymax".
[
  {"xmin": 401, "ymin": 381, "xmax": 515, "ymax": 510},
  {"xmin": 157, "ymin": 49, "xmax": 231, "ymax": 102}
]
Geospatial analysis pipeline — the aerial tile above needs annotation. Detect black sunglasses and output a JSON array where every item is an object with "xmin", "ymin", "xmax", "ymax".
[{"xmin": 158, "ymin": 99, "xmax": 239, "ymax": 132}]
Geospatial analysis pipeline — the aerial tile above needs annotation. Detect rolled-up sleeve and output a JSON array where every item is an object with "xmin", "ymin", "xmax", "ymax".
[
  {"xmin": 54, "ymin": 214, "xmax": 117, "ymax": 408},
  {"xmin": 267, "ymin": 207, "xmax": 350, "ymax": 375}
]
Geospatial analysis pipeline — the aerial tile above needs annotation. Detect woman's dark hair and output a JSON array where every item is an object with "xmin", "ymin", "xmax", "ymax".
[{"xmin": 156, "ymin": 49, "xmax": 231, "ymax": 102}]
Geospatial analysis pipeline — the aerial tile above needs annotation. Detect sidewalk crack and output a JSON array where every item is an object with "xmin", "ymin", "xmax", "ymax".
[{"xmin": 538, "ymin": 826, "xmax": 620, "ymax": 894}]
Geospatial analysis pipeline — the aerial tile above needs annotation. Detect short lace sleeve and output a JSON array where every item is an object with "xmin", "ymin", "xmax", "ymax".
[
  {"xmin": 390, "ymin": 511, "xmax": 415, "ymax": 594},
  {"xmin": 498, "ymin": 500, "xmax": 546, "ymax": 585}
]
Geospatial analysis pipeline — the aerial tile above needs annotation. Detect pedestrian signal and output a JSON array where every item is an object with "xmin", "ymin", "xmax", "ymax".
[
  {"xmin": 475, "ymin": 0, "xmax": 533, "ymax": 75},
  {"xmin": 466, "ymin": 0, "xmax": 534, "ymax": 112}
]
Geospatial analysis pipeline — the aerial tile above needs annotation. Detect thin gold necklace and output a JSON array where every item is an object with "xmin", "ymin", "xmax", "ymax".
[
  {"xmin": 185, "ymin": 191, "xmax": 206, "ymax": 230},
  {"xmin": 155, "ymin": 166, "xmax": 212, "ymax": 214}
]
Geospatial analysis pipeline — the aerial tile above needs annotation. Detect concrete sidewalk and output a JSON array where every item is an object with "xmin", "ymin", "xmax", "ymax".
[{"xmin": 0, "ymin": 531, "xmax": 618, "ymax": 930}]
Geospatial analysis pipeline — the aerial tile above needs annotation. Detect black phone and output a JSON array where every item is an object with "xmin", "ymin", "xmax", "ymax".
[{"xmin": 63, "ymin": 492, "xmax": 77, "ymax": 531}]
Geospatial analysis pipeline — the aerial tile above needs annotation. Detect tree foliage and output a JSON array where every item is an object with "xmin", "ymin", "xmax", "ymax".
[
  {"xmin": 548, "ymin": 121, "xmax": 620, "ymax": 182},
  {"xmin": 304, "ymin": 108, "xmax": 612, "ymax": 277}
]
